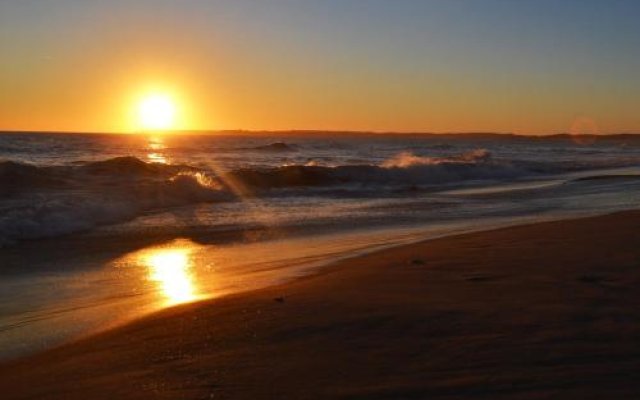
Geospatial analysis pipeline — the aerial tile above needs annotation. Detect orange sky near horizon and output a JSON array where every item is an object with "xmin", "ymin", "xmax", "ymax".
[
  {"xmin": 3, "ymin": 62, "xmax": 635, "ymax": 135},
  {"xmin": 1, "ymin": 1, "xmax": 639, "ymax": 135}
]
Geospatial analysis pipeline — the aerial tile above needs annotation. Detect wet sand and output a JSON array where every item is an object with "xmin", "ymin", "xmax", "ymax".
[{"xmin": 2, "ymin": 211, "xmax": 640, "ymax": 399}]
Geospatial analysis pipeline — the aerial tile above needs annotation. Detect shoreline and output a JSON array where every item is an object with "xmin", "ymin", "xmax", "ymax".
[
  {"xmin": 0, "ymin": 212, "xmax": 595, "ymax": 362},
  {"xmin": 3, "ymin": 210, "xmax": 640, "ymax": 398}
]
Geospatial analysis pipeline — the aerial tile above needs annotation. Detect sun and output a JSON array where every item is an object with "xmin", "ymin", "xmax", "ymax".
[{"xmin": 138, "ymin": 94, "xmax": 176, "ymax": 131}]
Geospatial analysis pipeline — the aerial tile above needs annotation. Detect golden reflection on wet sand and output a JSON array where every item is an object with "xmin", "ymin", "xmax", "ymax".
[{"xmin": 140, "ymin": 243, "xmax": 199, "ymax": 306}]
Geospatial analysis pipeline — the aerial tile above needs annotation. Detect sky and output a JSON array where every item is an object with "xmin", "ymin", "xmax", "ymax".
[{"xmin": 0, "ymin": 0, "xmax": 639, "ymax": 134}]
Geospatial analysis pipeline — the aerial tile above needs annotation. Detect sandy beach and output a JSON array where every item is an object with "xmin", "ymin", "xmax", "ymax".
[{"xmin": 2, "ymin": 211, "xmax": 640, "ymax": 399}]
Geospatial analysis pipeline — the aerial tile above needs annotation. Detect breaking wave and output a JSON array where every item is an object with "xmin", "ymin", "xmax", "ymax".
[
  {"xmin": 0, "ymin": 157, "xmax": 231, "ymax": 245},
  {"xmin": 2, "ymin": 149, "xmax": 636, "ymax": 245},
  {"xmin": 225, "ymin": 149, "xmax": 524, "ymax": 190}
]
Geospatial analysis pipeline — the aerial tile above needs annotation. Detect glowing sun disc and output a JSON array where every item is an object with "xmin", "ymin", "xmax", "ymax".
[{"xmin": 138, "ymin": 94, "xmax": 176, "ymax": 130}]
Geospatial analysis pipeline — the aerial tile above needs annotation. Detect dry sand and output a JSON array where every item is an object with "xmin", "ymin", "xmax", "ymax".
[{"xmin": 2, "ymin": 211, "xmax": 640, "ymax": 399}]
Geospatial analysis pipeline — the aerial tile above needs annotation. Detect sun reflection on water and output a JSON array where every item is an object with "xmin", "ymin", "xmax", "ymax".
[
  {"xmin": 147, "ymin": 152, "xmax": 168, "ymax": 164},
  {"xmin": 142, "ymin": 245, "xmax": 199, "ymax": 306},
  {"xmin": 146, "ymin": 136, "xmax": 168, "ymax": 164}
]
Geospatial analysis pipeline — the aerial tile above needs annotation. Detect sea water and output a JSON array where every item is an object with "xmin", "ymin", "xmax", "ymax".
[{"xmin": 2, "ymin": 131, "xmax": 640, "ymax": 358}]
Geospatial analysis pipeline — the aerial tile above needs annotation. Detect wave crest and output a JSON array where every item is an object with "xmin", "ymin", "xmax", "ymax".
[{"xmin": 381, "ymin": 149, "xmax": 492, "ymax": 168}]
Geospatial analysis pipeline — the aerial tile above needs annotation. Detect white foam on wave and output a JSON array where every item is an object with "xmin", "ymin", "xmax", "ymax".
[{"xmin": 381, "ymin": 149, "xmax": 492, "ymax": 168}]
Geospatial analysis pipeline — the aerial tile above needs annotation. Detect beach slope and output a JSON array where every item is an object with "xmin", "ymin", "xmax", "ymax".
[{"xmin": 2, "ymin": 212, "xmax": 640, "ymax": 399}]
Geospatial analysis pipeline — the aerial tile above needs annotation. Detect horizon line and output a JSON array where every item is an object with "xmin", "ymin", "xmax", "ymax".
[{"xmin": 1, "ymin": 129, "xmax": 640, "ymax": 138}]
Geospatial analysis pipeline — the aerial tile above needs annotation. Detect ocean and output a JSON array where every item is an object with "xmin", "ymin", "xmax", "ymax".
[{"xmin": 2, "ymin": 131, "xmax": 640, "ymax": 358}]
